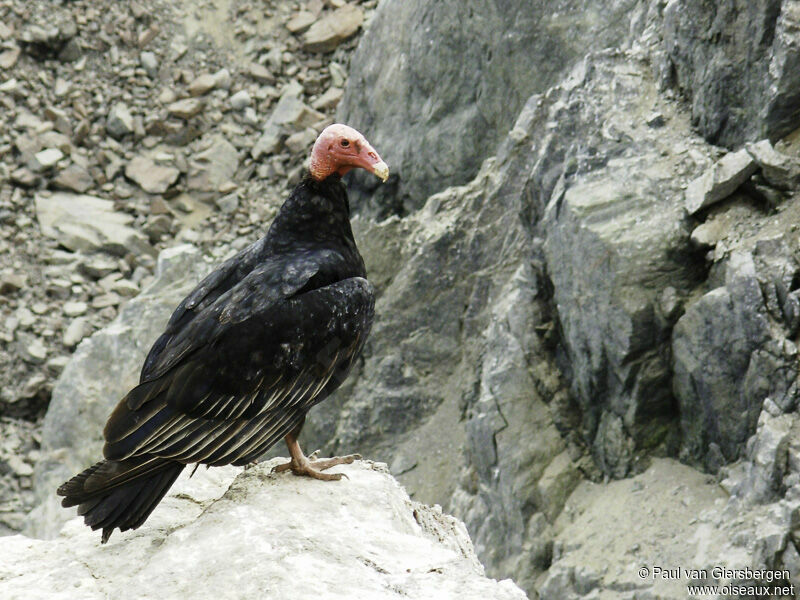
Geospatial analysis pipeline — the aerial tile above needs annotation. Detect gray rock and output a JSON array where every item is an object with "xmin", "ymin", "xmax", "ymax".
[
  {"xmin": 106, "ymin": 103, "xmax": 134, "ymax": 139},
  {"xmin": 325, "ymin": 61, "xmax": 344, "ymax": 86},
  {"xmin": 187, "ymin": 135, "xmax": 239, "ymax": 194},
  {"xmin": 746, "ymin": 139, "xmax": 800, "ymax": 190},
  {"xmin": 15, "ymin": 307, "xmax": 35, "ymax": 328},
  {"xmin": 645, "ymin": 111, "xmax": 666, "ymax": 128},
  {"xmin": 0, "ymin": 77, "xmax": 19, "ymax": 93},
  {"xmin": 140, "ymin": 51, "xmax": 158, "ymax": 78},
  {"xmin": 0, "ymin": 271, "xmax": 26, "ymax": 295},
  {"xmin": 91, "ymin": 292, "xmax": 121, "ymax": 309},
  {"xmin": 269, "ymin": 85, "xmax": 324, "ymax": 129},
  {"xmin": 111, "ymin": 279, "xmax": 140, "ymax": 298},
  {"xmin": 215, "ymin": 192, "xmax": 238, "ymax": 214},
  {"xmin": 53, "ymin": 164, "xmax": 94, "ymax": 193},
  {"xmin": 62, "ymin": 301, "xmax": 88, "ymax": 317},
  {"xmin": 44, "ymin": 106, "xmax": 72, "ymax": 136},
  {"xmin": 6, "ymin": 455, "xmax": 33, "ymax": 477},
  {"xmin": 544, "ymin": 136, "xmax": 697, "ymax": 474},
  {"xmin": 212, "ymin": 68, "xmax": 232, "ymax": 90},
  {"xmin": 19, "ymin": 334, "xmax": 48, "ymax": 364},
  {"xmin": 690, "ymin": 220, "xmax": 726, "ymax": 249},
  {"xmin": 58, "ymin": 38, "xmax": 81, "ymax": 63},
  {"xmin": 265, "ymin": 47, "xmax": 283, "ymax": 73},
  {"xmin": 284, "ymin": 128, "xmax": 317, "ymax": 154},
  {"xmin": 144, "ymin": 214, "xmax": 172, "ymax": 243},
  {"xmin": 229, "ymin": 90, "xmax": 251, "ymax": 111},
  {"xmin": 125, "ymin": 156, "xmax": 180, "ymax": 195},
  {"xmin": 673, "ymin": 252, "xmax": 773, "ymax": 468},
  {"xmin": 246, "ymin": 62, "xmax": 274, "ymax": 84},
  {"xmin": 251, "ymin": 123, "xmax": 283, "ymax": 160},
  {"xmin": 743, "ymin": 338, "xmax": 800, "ymax": 415},
  {"xmin": 783, "ymin": 542, "xmax": 800, "ymax": 582},
  {"xmin": 16, "ymin": 461, "xmax": 526, "ymax": 600},
  {"xmin": 529, "ymin": 51, "xmax": 719, "ymax": 478},
  {"xmin": 338, "ymin": 0, "xmax": 642, "ymax": 217},
  {"xmin": 168, "ymin": 98, "xmax": 205, "ymax": 119},
  {"xmin": 158, "ymin": 88, "xmax": 177, "ymax": 105},
  {"xmin": 661, "ymin": 0, "xmax": 800, "ymax": 147},
  {"xmin": 684, "ymin": 148, "xmax": 758, "ymax": 214},
  {"xmin": 62, "ymin": 317, "xmax": 87, "ymax": 347},
  {"xmin": 734, "ymin": 402, "xmax": 794, "ymax": 503},
  {"xmin": 53, "ymin": 78, "xmax": 70, "ymax": 98},
  {"xmin": 40, "ymin": 131, "xmax": 71, "ymax": 152},
  {"xmin": 31, "ymin": 302, "xmax": 49, "ymax": 316},
  {"xmin": 286, "ymin": 11, "xmax": 316, "ymax": 34},
  {"xmin": 303, "ymin": 5, "xmax": 364, "ymax": 52},
  {"xmin": 32, "ymin": 148, "xmax": 64, "ymax": 171},
  {"xmin": 312, "ymin": 86, "xmax": 343, "ymax": 111},
  {"xmin": 188, "ymin": 73, "xmax": 216, "ymax": 97},
  {"xmin": 241, "ymin": 106, "xmax": 259, "ymax": 128},
  {"xmin": 0, "ymin": 45, "xmax": 21, "ymax": 69},
  {"xmin": 35, "ymin": 192, "xmax": 153, "ymax": 257},
  {"xmin": 79, "ymin": 256, "xmax": 119, "ymax": 279}
]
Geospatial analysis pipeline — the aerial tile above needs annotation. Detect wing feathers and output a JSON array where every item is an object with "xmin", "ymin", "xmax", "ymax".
[{"xmin": 102, "ymin": 277, "xmax": 374, "ymax": 468}]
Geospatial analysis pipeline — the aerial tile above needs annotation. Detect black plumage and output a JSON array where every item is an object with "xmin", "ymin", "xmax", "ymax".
[{"xmin": 58, "ymin": 173, "xmax": 375, "ymax": 543}]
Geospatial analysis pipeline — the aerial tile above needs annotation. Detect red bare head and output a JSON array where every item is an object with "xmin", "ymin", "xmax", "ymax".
[{"xmin": 309, "ymin": 124, "xmax": 389, "ymax": 183}]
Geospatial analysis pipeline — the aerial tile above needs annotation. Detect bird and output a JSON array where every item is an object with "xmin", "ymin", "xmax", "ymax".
[{"xmin": 57, "ymin": 123, "xmax": 389, "ymax": 543}]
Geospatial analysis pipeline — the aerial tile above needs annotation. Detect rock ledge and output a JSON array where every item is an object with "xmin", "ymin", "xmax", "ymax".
[{"xmin": 2, "ymin": 459, "xmax": 525, "ymax": 600}]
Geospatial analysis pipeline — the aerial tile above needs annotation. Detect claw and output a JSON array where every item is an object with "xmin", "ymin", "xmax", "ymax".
[
  {"xmin": 272, "ymin": 461, "xmax": 291, "ymax": 474},
  {"xmin": 275, "ymin": 431, "xmax": 359, "ymax": 481}
]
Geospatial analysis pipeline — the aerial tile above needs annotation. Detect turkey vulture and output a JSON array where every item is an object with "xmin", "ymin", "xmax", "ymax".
[{"xmin": 58, "ymin": 124, "xmax": 389, "ymax": 543}]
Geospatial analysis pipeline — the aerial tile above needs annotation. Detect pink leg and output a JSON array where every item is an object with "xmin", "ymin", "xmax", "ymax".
[{"xmin": 272, "ymin": 432, "xmax": 360, "ymax": 481}]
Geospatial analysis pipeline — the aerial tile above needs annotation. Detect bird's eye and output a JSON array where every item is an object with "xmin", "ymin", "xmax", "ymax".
[{"xmin": 341, "ymin": 139, "xmax": 350, "ymax": 147}]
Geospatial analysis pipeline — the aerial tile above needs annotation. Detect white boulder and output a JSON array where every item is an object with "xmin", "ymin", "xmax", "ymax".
[{"xmin": 3, "ymin": 460, "xmax": 526, "ymax": 600}]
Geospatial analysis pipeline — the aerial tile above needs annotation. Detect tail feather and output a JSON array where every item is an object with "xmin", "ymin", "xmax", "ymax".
[
  {"xmin": 58, "ymin": 458, "xmax": 185, "ymax": 543},
  {"xmin": 126, "ymin": 467, "xmax": 182, "ymax": 530}
]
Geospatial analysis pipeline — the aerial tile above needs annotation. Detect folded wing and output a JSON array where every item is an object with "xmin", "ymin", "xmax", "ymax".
[{"xmin": 103, "ymin": 273, "xmax": 374, "ymax": 468}]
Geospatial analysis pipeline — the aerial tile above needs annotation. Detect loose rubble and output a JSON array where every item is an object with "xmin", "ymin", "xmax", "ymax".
[
  {"xmin": 746, "ymin": 139, "xmax": 800, "ymax": 191},
  {"xmin": 0, "ymin": 0, "xmax": 377, "ymax": 535},
  {"xmin": 685, "ymin": 148, "xmax": 758, "ymax": 214},
  {"xmin": 303, "ymin": 4, "xmax": 364, "ymax": 52}
]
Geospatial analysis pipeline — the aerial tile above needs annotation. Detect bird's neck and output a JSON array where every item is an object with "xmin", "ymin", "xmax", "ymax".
[{"xmin": 268, "ymin": 175, "xmax": 357, "ymax": 251}]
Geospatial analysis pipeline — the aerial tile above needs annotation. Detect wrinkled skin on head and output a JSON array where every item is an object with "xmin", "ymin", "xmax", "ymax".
[{"xmin": 309, "ymin": 124, "xmax": 389, "ymax": 182}]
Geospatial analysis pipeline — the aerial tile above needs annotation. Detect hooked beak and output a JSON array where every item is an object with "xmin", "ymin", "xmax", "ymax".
[
  {"xmin": 344, "ymin": 140, "xmax": 389, "ymax": 183},
  {"xmin": 372, "ymin": 161, "xmax": 389, "ymax": 183}
]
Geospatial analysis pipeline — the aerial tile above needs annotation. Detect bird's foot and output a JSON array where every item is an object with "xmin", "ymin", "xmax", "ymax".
[
  {"xmin": 243, "ymin": 459, "xmax": 260, "ymax": 471},
  {"xmin": 272, "ymin": 453, "xmax": 361, "ymax": 481}
]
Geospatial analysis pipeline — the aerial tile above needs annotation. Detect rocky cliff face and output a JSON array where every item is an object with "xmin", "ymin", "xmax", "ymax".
[
  {"xmin": 18, "ymin": 0, "xmax": 800, "ymax": 598},
  {"xmin": 661, "ymin": 0, "xmax": 800, "ymax": 146},
  {"xmin": 329, "ymin": 0, "xmax": 800, "ymax": 596},
  {"xmin": 338, "ymin": 0, "xmax": 641, "ymax": 217}
]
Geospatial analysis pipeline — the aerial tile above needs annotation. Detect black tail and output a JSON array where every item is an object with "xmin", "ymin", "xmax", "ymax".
[{"xmin": 57, "ymin": 457, "xmax": 185, "ymax": 543}]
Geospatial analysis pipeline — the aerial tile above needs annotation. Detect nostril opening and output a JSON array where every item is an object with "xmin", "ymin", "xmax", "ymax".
[{"xmin": 368, "ymin": 152, "xmax": 377, "ymax": 159}]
